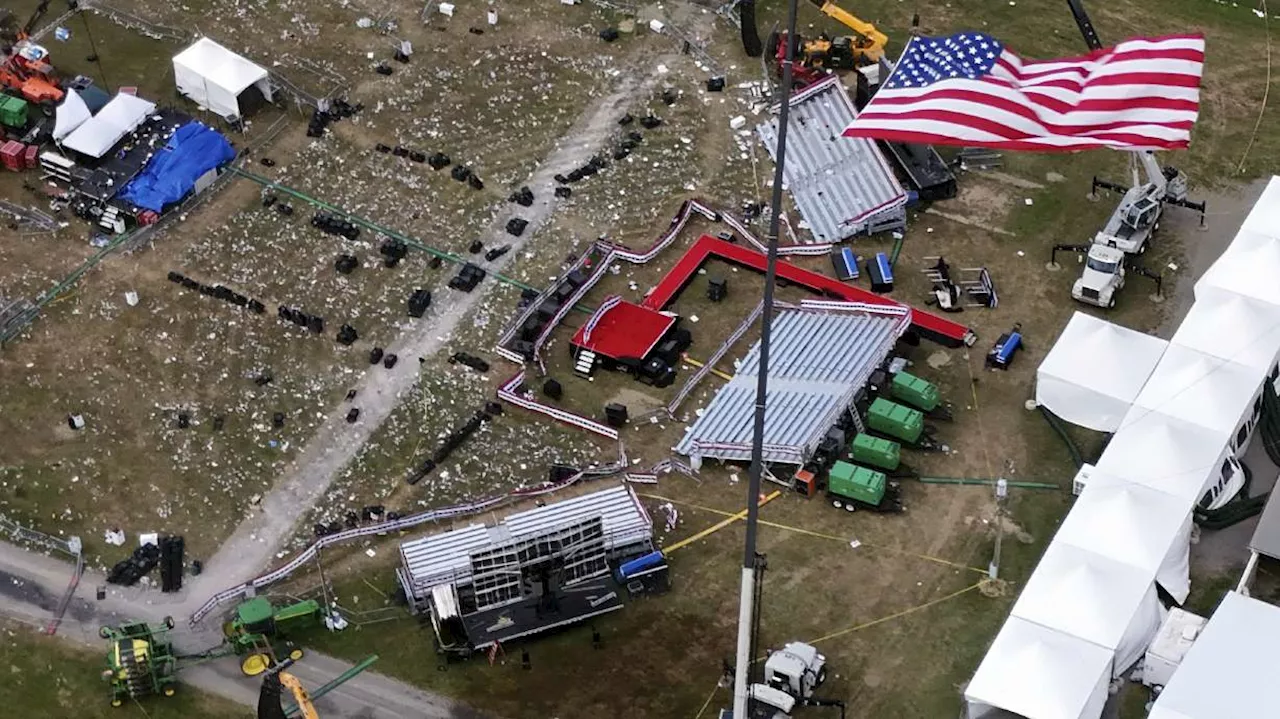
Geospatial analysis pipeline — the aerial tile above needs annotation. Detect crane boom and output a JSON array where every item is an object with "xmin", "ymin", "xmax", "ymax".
[
  {"xmin": 808, "ymin": 0, "xmax": 887, "ymax": 61},
  {"xmin": 279, "ymin": 673, "xmax": 319, "ymax": 719},
  {"xmin": 18, "ymin": 0, "xmax": 50, "ymax": 41}
]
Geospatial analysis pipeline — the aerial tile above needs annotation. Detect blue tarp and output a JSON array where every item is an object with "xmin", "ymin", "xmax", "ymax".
[{"xmin": 119, "ymin": 121, "xmax": 235, "ymax": 213}]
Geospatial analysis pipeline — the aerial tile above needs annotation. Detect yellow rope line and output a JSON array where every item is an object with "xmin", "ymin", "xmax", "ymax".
[
  {"xmin": 693, "ymin": 683, "xmax": 720, "ymax": 719},
  {"xmin": 641, "ymin": 492, "xmax": 987, "ymax": 575},
  {"xmin": 681, "ymin": 354, "xmax": 733, "ymax": 381},
  {"xmin": 661, "ymin": 490, "xmax": 781, "ymax": 554},
  {"xmin": 804, "ymin": 580, "xmax": 985, "ymax": 646}
]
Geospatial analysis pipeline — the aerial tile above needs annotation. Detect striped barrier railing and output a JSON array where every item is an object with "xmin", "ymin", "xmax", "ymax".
[
  {"xmin": 497, "ymin": 371, "xmax": 620, "ymax": 440},
  {"xmin": 580, "ymin": 295, "xmax": 621, "ymax": 345},
  {"xmin": 668, "ymin": 299, "xmax": 764, "ymax": 413},
  {"xmin": 190, "ymin": 452, "xmax": 629, "ymax": 625}
]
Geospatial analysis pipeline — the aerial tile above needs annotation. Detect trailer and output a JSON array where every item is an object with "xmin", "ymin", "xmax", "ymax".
[{"xmin": 827, "ymin": 461, "xmax": 903, "ymax": 513}]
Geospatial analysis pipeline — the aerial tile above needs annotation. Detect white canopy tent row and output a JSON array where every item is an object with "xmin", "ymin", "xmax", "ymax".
[
  {"xmin": 1171, "ymin": 285, "xmax": 1280, "ymax": 382},
  {"xmin": 964, "ymin": 617, "xmax": 1113, "ymax": 719},
  {"xmin": 1147, "ymin": 591, "xmax": 1280, "ymax": 719},
  {"xmin": 1127, "ymin": 344, "xmax": 1264, "ymax": 458},
  {"xmin": 60, "ymin": 93, "xmax": 157, "ymax": 159},
  {"xmin": 1057, "ymin": 468, "xmax": 1194, "ymax": 604},
  {"xmin": 1010, "ymin": 542, "xmax": 1165, "ymax": 676},
  {"xmin": 1195, "ymin": 179, "xmax": 1280, "ymax": 308},
  {"xmin": 1035, "ymin": 312, "xmax": 1169, "ymax": 432},
  {"xmin": 172, "ymin": 37, "xmax": 274, "ymax": 121},
  {"xmin": 1095, "ymin": 406, "xmax": 1237, "ymax": 509}
]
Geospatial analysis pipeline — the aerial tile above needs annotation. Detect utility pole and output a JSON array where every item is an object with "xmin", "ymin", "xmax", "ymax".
[
  {"xmin": 989, "ymin": 478, "xmax": 1008, "ymax": 580},
  {"xmin": 731, "ymin": 0, "xmax": 800, "ymax": 714}
]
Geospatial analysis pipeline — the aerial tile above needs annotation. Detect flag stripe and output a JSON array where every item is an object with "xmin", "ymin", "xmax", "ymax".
[{"xmin": 843, "ymin": 32, "xmax": 1204, "ymax": 152}]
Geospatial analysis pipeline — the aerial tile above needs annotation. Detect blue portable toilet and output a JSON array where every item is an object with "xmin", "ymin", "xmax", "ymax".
[{"xmin": 867, "ymin": 252, "xmax": 894, "ymax": 293}]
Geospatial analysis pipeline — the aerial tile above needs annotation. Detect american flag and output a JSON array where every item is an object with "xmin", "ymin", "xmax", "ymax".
[{"xmin": 842, "ymin": 32, "xmax": 1204, "ymax": 151}]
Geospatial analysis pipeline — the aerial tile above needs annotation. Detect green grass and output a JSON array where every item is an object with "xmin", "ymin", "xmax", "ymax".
[{"xmin": 0, "ymin": 623, "xmax": 248, "ymax": 719}]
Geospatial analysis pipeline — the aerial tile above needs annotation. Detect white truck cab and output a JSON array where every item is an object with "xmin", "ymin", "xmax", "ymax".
[{"xmin": 1071, "ymin": 244, "xmax": 1126, "ymax": 308}]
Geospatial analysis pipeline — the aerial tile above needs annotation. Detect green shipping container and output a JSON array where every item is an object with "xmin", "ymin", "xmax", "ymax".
[
  {"xmin": 828, "ymin": 461, "xmax": 887, "ymax": 506},
  {"xmin": 0, "ymin": 95, "xmax": 28, "ymax": 129},
  {"xmin": 867, "ymin": 397, "xmax": 924, "ymax": 444},
  {"xmin": 851, "ymin": 433, "xmax": 900, "ymax": 471},
  {"xmin": 890, "ymin": 371, "xmax": 940, "ymax": 412}
]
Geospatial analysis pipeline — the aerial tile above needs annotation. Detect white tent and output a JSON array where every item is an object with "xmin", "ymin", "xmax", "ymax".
[
  {"xmin": 1036, "ymin": 312, "xmax": 1169, "ymax": 432},
  {"xmin": 1056, "ymin": 470, "xmax": 1194, "ymax": 603},
  {"xmin": 52, "ymin": 88, "xmax": 91, "ymax": 141},
  {"xmin": 1148, "ymin": 591, "xmax": 1280, "ymax": 719},
  {"xmin": 1171, "ymin": 286, "xmax": 1280, "ymax": 378},
  {"xmin": 1238, "ymin": 175, "xmax": 1280, "ymax": 238},
  {"xmin": 1095, "ymin": 408, "xmax": 1231, "ymax": 507},
  {"xmin": 1128, "ymin": 344, "xmax": 1261, "ymax": 441},
  {"xmin": 173, "ymin": 37, "xmax": 273, "ymax": 120},
  {"xmin": 1010, "ymin": 541, "xmax": 1164, "ymax": 675},
  {"xmin": 60, "ymin": 93, "xmax": 156, "ymax": 159},
  {"xmin": 1195, "ymin": 230, "xmax": 1280, "ymax": 308},
  {"xmin": 965, "ymin": 617, "xmax": 1112, "ymax": 719}
]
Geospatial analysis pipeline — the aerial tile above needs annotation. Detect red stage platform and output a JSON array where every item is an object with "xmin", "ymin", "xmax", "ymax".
[
  {"xmin": 571, "ymin": 297, "xmax": 676, "ymax": 361},
  {"xmin": 641, "ymin": 235, "xmax": 974, "ymax": 347}
]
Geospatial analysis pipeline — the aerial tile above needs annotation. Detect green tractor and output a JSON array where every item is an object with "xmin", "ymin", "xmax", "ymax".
[
  {"xmin": 99, "ymin": 618, "xmax": 179, "ymax": 707},
  {"xmin": 223, "ymin": 597, "xmax": 321, "ymax": 675}
]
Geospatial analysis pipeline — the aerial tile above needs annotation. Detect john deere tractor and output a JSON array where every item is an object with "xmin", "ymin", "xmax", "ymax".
[
  {"xmin": 223, "ymin": 597, "xmax": 319, "ymax": 675},
  {"xmin": 99, "ymin": 618, "xmax": 179, "ymax": 707}
]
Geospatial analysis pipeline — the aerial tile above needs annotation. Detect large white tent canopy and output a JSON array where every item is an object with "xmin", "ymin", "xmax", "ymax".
[
  {"xmin": 1148, "ymin": 592, "xmax": 1280, "ymax": 719},
  {"xmin": 1010, "ymin": 541, "xmax": 1164, "ymax": 674},
  {"xmin": 52, "ymin": 88, "xmax": 91, "ymax": 141},
  {"xmin": 1096, "ymin": 407, "xmax": 1230, "ymax": 506},
  {"xmin": 1171, "ymin": 286, "xmax": 1280, "ymax": 377},
  {"xmin": 1055, "ymin": 470, "xmax": 1193, "ymax": 603},
  {"xmin": 173, "ymin": 37, "xmax": 273, "ymax": 120},
  {"xmin": 965, "ymin": 617, "xmax": 1112, "ymax": 719},
  {"xmin": 1128, "ymin": 344, "xmax": 1260, "ymax": 439},
  {"xmin": 1036, "ymin": 312, "xmax": 1168, "ymax": 432},
  {"xmin": 60, "ymin": 93, "xmax": 156, "ymax": 159}
]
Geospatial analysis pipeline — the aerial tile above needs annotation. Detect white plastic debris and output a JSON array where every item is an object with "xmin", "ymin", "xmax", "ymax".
[
  {"xmin": 68, "ymin": 414, "xmax": 85, "ymax": 430},
  {"xmin": 138, "ymin": 532, "xmax": 159, "ymax": 547},
  {"xmin": 104, "ymin": 529, "xmax": 126, "ymax": 546},
  {"xmin": 487, "ymin": 9, "xmax": 498, "ymax": 24},
  {"xmin": 365, "ymin": 548, "xmax": 377, "ymax": 558},
  {"xmin": 849, "ymin": 539, "xmax": 862, "ymax": 549},
  {"xmin": 656, "ymin": 63, "xmax": 669, "ymax": 74},
  {"xmin": 356, "ymin": 17, "xmax": 373, "ymax": 27},
  {"xmin": 1024, "ymin": 198, "xmax": 1034, "ymax": 205},
  {"xmin": 649, "ymin": 19, "xmax": 666, "ymax": 33},
  {"xmin": 560, "ymin": 0, "xmax": 577, "ymax": 5},
  {"xmin": 1016, "ymin": 250, "xmax": 1025, "ymax": 257},
  {"xmin": 689, "ymin": 314, "xmax": 700, "ymax": 323},
  {"xmin": 439, "ymin": 2, "xmax": 455, "ymax": 16},
  {"xmin": 125, "ymin": 291, "xmax": 139, "ymax": 306},
  {"xmin": 325, "ymin": 611, "xmax": 349, "ymax": 632},
  {"xmin": 729, "ymin": 115, "xmax": 747, "ymax": 130}
]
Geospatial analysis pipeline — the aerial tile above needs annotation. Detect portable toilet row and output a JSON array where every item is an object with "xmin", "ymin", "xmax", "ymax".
[{"xmin": 0, "ymin": 140, "xmax": 36, "ymax": 171}]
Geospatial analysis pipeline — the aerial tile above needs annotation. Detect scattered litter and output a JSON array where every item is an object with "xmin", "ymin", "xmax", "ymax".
[
  {"xmin": 729, "ymin": 115, "xmax": 747, "ymax": 130},
  {"xmin": 649, "ymin": 20, "xmax": 666, "ymax": 33},
  {"xmin": 1167, "ymin": 262, "xmax": 1179, "ymax": 271},
  {"xmin": 1024, "ymin": 198, "xmax": 1034, "ymax": 205},
  {"xmin": 124, "ymin": 291, "xmax": 139, "ymax": 306},
  {"xmin": 1016, "ymin": 250, "xmax": 1025, "ymax": 257},
  {"xmin": 67, "ymin": 413, "xmax": 85, "ymax": 430},
  {"xmin": 356, "ymin": 17, "xmax": 373, "ymax": 28},
  {"xmin": 849, "ymin": 539, "xmax": 862, "ymax": 549},
  {"xmin": 104, "ymin": 529, "xmax": 126, "ymax": 546},
  {"xmin": 439, "ymin": 2, "xmax": 455, "ymax": 16},
  {"xmin": 138, "ymin": 532, "xmax": 159, "ymax": 547},
  {"xmin": 365, "ymin": 548, "xmax": 377, "ymax": 558}
]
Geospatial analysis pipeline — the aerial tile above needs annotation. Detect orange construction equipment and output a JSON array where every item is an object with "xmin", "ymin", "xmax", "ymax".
[{"xmin": 0, "ymin": 1, "xmax": 63, "ymax": 105}]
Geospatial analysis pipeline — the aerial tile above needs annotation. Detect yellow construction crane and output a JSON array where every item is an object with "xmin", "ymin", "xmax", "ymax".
[
  {"xmin": 767, "ymin": 0, "xmax": 890, "ymax": 89},
  {"xmin": 809, "ymin": 0, "xmax": 888, "ymax": 63}
]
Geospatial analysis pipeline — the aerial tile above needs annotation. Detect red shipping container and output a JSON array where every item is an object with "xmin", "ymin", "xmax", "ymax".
[
  {"xmin": 0, "ymin": 141, "xmax": 23, "ymax": 171},
  {"xmin": 22, "ymin": 144, "xmax": 37, "ymax": 169}
]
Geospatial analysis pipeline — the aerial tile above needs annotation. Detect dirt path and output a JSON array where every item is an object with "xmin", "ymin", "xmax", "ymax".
[{"xmin": 182, "ymin": 63, "xmax": 667, "ymax": 611}]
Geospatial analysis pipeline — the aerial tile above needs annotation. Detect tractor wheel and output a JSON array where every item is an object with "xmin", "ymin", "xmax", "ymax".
[
  {"xmin": 241, "ymin": 654, "xmax": 271, "ymax": 677},
  {"xmin": 99, "ymin": 626, "xmax": 112, "ymax": 639},
  {"xmin": 111, "ymin": 698, "xmax": 123, "ymax": 708},
  {"xmin": 163, "ymin": 686, "xmax": 176, "ymax": 697},
  {"xmin": 830, "ymin": 498, "xmax": 843, "ymax": 510},
  {"xmin": 289, "ymin": 648, "xmax": 304, "ymax": 661},
  {"xmin": 817, "ymin": 667, "xmax": 828, "ymax": 686},
  {"xmin": 843, "ymin": 502, "xmax": 856, "ymax": 513}
]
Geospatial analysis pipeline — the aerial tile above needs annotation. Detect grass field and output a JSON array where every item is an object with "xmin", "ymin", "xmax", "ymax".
[{"xmin": 4, "ymin": 0, "xmax": 1280, "ymax": 716}]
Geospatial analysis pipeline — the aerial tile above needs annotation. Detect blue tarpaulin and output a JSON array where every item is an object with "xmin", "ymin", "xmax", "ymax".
[{"xmin": 119, "ymin": 121, "xmax": 235, "ymax": 212}]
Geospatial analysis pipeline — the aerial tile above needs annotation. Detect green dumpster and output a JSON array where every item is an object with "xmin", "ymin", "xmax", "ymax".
[
  {"xmin": 866, "ymin": 397, "xmax": 924, "ymax": 444},
  {"xmin": 890, "ymin": 371, "xmax": 941, "ymax": 412},
  {"xmin": 0, "ymin": 95, "xmax": 28, "ymax": 129},
  {"xmin": 850, "ymin": 433, "xmax": 901, "ymax": 471},
  {"xmin": 828, "ymin": 461, "xmax": 889, "ymax": 508}
]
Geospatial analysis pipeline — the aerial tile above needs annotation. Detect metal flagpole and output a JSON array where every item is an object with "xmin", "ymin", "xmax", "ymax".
[{"xmin": 730, "ymin": 0, "xmax": 800, "ymax": 714}]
